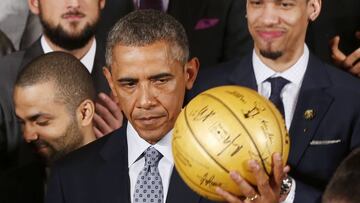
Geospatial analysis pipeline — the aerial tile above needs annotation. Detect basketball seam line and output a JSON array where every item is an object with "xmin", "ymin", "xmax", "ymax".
[
  {"xmin": 184, "ymin": 106, "xmax": 230, "ymax": 173},
  {"xmin": 202, "ymin": 92, "xmax": 268, "ymax": 175},
  {"xmin": 173, "ymin": 143, "xmax": 222, "ymax": 199}
]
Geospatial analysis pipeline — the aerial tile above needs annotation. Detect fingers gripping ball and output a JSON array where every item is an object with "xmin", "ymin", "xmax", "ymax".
[{"xmin": 172, "ymin": 86, "xmax": 290, "ymax": 201}]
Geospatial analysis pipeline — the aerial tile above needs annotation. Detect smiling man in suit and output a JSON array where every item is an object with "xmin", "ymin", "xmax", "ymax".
[
  {"xmin": 45, "ymin": 10, "xmax": 285, "ymax": 203},
  {"xmin": 188, "ymin": 0, "xmax": 360, "ymax": 202}
]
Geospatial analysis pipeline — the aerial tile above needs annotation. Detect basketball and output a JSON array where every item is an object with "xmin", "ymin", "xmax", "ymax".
[{"xmin": 172, "ymin": 85, "xmax": 290, "ymax": 201}]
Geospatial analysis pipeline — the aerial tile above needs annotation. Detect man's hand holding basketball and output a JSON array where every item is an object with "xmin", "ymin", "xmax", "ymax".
[{"xmin": 216, "ymin": 153, "xmax": 288, "ymax": 203}]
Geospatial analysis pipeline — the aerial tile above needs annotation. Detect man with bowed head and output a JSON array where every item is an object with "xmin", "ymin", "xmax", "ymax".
[
  {"xmin": 45, "ymin": 10, "xmax": 285, "ymax": 203},
  {"xmin": 0, "ymin": 52, "xmax": 98, "ymax": 203},
  {"xmin": 0, "ymin": 0, "xmax": 122, "ymax": 172}
]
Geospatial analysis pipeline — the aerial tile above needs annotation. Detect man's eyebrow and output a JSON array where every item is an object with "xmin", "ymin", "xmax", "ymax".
[
  {"xmin": 16, "ymin": 113, "xmax": 50, "ymax": 122},
  {"xmin": 117, "ymin": 77, "xmax": 139, "ymax": 83},
  {"xmin": 148, "ymin": 73, "xmax": 174, "ymax": 80},
  {"xmin": 275, "ymin": 0, "xmax": 297, "ymax": 2}
]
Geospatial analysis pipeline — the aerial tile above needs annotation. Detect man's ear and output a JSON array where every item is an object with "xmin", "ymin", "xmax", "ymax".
[
  {"xmin": 99, "ymin": 0, "xmax": 106, "ymax": 10},
  {"xmin": 103, "ymin": 66, "xmax": 119, "ymax": 103},
  {"xmin": 76, "ymin": 99, "xmax": 95, "ymax": 127},
  {"xmin": 28, "ymin": 0, "xmax": 40, "ymax": 15},
  {"xmin": 307, "ymin": 0, "xmax": 321, "ymax": 21},
  {"xmin": 184, "ymin": 57, "xmax": 200, "ymax": 90}
]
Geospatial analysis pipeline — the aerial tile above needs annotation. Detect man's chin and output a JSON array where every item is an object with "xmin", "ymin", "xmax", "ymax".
[{"xmin": 259, "ymin": 49, "xmax": 283, "ymax": 60}]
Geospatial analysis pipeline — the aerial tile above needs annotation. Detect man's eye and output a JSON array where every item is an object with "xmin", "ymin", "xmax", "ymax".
[
  {"xmin": 250, "ymin": 0, "xmax": 262, "ymax": 6},
  {"xmin": 36, "ymin": 120, "xmax": 49, "ymax": 126},
  {"xmin": 121, "ymin": 82, "xmax": 136, "ymax": 88},
  {"xmin": 280, "ymin": 2, "xmax": 294, "ymax": 8},
  {"xmin": 154, "ymin": 78, "xmax": 169, "ymax": 85}
]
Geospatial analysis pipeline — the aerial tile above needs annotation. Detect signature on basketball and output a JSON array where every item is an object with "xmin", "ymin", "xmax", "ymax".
[
  {"xmin": 198, "ymin": 172, "xmax": 222, "ymax": 188},
  {"xmin": 190, "ymin": 105, "xmax": 216, "ymax": 122},
  {"xmin": 225, "ymin": 90, "xmax": 246, "ymax": 103}
]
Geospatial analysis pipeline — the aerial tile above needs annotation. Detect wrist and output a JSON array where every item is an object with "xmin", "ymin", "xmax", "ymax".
[{"xmin": 279, "ymin": 177, "xmax": 292, "ymax": 200}]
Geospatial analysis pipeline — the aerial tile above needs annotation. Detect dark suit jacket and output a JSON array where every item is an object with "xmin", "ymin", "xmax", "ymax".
[
  {"xmin": 306, "ymin": 0, "xmax": 360, "ymax": 64},
  {"xmin": 96, "ymin": 0, "xmax": 252, "ymax": 67},
  {"xmin": 45, "ymin": 125, "xmax": 216, "ymax": 203},
  {"xmin": 0, "ymin": 154, "xmax": 46, "ymax": 203},
  {"xmin": 0, "ymin": 39, "xmax": 109, "ymax": 202},
  {"xmin": 187, "ymin": 53, "xmax": 360, "ymax": 203}
]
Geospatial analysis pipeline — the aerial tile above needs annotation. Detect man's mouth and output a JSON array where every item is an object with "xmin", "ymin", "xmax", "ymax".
[
  {"xmin": 62, "ymin": 12, "xmax": 85, "ymax": 21},
  {"xmin": 257, "ymin": 30, "xmax": 285, "ymax": 41},
  {"xmin": 136, "ymin": 115, "xmax": 165, "ymax": 126}
]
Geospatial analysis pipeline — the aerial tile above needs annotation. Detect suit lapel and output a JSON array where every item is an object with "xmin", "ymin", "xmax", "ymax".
[
  {"xmin": 166, "ymin": 169, "xmax": 201, "ymax": 203},
  {"xmin": 20, "ymin": 39, "xmax": 43, "ymax": 69},
  {"xmin": 97, "ymin": 124, "xmax": 131, "ymax": 203},
  {"xmin": 228, "ymin": 54, "xmax": 258, "ymax": 90},
  {"xmin": 228, "ymin": 53, "xmax": 334, "ymax": 168},
  {"xmin": 91, "ymin": 39, "xmax": 110, "ymax": 94},
  {"xmin": 21, "ymin": 38, "xmax": 109, "ymax": 94},
  {"xmin": 288, "ymin": 54, "xmax": 333, "ymax": 167}
]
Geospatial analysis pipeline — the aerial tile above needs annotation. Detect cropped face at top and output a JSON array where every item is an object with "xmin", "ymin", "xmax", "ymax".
[
  {"xmin": 14, "ymin": 82, "xmax": 83, "ymax": 163},
  {"xmin": 28, "ymin": 0, "xmax": 105, "ymax": 49},
  {"xmin": 104, "ymin": 41, "xmax": 198, "ymax": 144},
  {"xmin": 246, "ymin": 0, "xmax": 320, "ymax": 60}
]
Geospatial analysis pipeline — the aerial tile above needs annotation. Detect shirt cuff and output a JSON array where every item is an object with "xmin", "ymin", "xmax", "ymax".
[{"xmin": 280, "ymin": 177, "xmax": 296, "ymax": 203}]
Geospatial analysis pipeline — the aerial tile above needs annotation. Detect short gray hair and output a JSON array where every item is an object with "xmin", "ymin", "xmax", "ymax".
[{"xmin": 105, "ymin": 9, "xmax": 189, "ymax": 67}]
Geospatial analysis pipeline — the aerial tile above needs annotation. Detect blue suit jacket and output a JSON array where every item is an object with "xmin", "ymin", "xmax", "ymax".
[
  {"xmin": 187, "ymin": 53, "xmax": 360, "ymax": 203},
  {"xmin": 45, "ymin": 124, "xmax": 216, "ymax": 203}
]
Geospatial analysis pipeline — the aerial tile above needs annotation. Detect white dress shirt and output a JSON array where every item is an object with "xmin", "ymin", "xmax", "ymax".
[
  {"xmin": 40, "ymin": 35, "xmax": 96, "ymax": 73},
  {"xmin": 252, "ymin": 45, "xmax": 310, "ymax": 203},
  {"xmin": 127, "ymin": 122, "xmax": 174, "ymax": 203},
  {"xmin": 133, "ymin": 0, "xmax": 169, "ymax": 11},
  {"xmin": 253, "ymin": 45, "xmax": 309, "ymax": 129}
]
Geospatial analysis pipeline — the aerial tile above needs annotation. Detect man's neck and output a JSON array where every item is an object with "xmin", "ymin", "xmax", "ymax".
[
  {"xmin": 43, "ymin": 35, "xmax": 95, "ymax": 59},
  {"xmin": 82, "ymin": 126, "xmax": 97, "ymax": 146},
  {"xmin": 255, "ymin": 45, "xmax": 304, "ymax": 72}
]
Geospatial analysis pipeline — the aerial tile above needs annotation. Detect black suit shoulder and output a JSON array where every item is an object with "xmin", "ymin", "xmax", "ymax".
[
  {"xmin": 0, "ymin": 50, "xmax": 26, "ymax": 88},
  {"xmin": 46, "ymin": 128, "xmax": 129, "ymax": 203},
  {"xmin": 53, "ymin": 128, "xmax": 125, "ymax": 171},
  {"xmin": 0, "ymin": 50, "xmax": 27, "ymax": 164},
  {"xmin": 186, "ymin": 56, "xmax": 248, "ymax": 103},
  {"xmin": 324, "ymin": 63, "xmax": 360, "ymax": 95}
]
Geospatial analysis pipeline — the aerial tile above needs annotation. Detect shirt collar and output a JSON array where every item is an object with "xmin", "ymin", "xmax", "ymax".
[
  {"xmin": 127, "ymin": 121, "xmax": 174, "ymax": 168},
  {"xmin": 40, "ymin": 35, "xmax": 96, "ymax": 73},
  {"xmin": 253, "ymin": 44, "xmax": 309, "ymax": 86},
  {"xmin": 133, "ymin": 0, "xmax": 169, "ymax": 11}
]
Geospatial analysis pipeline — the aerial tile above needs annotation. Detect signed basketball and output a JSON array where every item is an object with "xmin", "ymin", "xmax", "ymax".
[{"xmin": 172, "ymin": 85, "xmax": 290, "ymax": 201}]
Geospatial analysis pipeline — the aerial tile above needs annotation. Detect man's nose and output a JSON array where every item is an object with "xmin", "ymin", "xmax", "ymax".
[
  {"xmin": 137, "ymin": 85, "xmax": 157, "ymax": 109},
  {"xmin": 66, "ymin": 0, "xmax": 80, "ymax": 9},
  {"xmin": 260, "ymin": 4, "xmax": 280, "ymax": 26},
  {"xmin": 23, "ymin": 124, "xmax": 38, "ymax": 143}
]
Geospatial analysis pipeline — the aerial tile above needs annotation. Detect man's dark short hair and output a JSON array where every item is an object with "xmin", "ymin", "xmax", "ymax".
[
  {"xmin": 15, "ymin": 52, "xmax": 95, "ymax": 113},
  {"xmin": 105, "ymin": 9, "xmax": 189, "ymax": 67},
  {"xmin": 323, "ymin": 148, "xmax": 360, "ymax": 203}
]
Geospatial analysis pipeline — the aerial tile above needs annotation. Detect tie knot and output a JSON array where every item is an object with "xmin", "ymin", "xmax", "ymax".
[
  {"xmin": 267, "ymin": 77, "xmax": 289, "ymax": 95},
  {"xmin": 144, "ymin": 147, "xmax": 162, "ymax": 167}
]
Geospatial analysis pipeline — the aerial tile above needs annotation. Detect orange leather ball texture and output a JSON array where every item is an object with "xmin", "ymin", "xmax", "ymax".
[{"xmin": 172, "ymin": 85, "xmax": 290, "ymax": 201}]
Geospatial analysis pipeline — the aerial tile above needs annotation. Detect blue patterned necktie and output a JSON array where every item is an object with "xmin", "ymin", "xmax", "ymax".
[
  {"xmin": 267, "ymin": 77, "xmax": 289, "ymax": 117},
  {"xmin": 139, "ymin": 0, "xmax": 163, "ymax": 11},
  {"xmin": 134, "ymin": 147, "xmax": 164, "ymax": 203}
]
